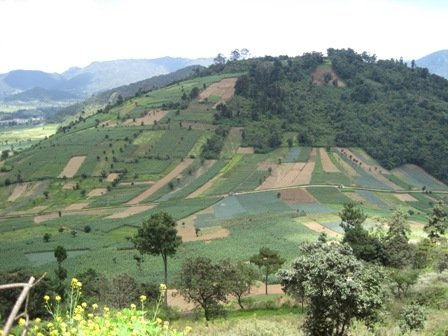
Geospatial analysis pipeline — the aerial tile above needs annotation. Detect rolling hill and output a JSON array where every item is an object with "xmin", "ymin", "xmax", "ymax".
[{"xmin": 0, "ymin": 51, "xmax": 447, "ymax": 289}]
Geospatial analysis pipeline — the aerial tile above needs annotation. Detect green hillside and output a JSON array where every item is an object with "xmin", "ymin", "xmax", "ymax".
[{"xmin": 1, "ymin": 53, "xmax": 448, "ymax": 335}]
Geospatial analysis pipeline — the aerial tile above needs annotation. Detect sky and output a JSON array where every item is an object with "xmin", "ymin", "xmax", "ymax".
[{"xmin": 0, "ymin": 0, "xmax": 447, "ymax": 73}]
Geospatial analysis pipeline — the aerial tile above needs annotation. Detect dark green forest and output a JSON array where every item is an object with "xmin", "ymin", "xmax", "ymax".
[{"xmin": 204, "ymin": 49, "xmax": 448, "ymax": 182}]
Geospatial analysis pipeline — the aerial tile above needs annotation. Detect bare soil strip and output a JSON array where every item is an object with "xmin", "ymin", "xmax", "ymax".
[
  {"xmin": 302, "ymin": 220, "xmax": 341, "ymax": 238},
  {"xmin": 106, "ymin": 173, "xmax": 120, "ymax": 182},
  {"xmin": 34, "ymin": 213, "xmax": 59, "ymax": 224},
  {"xmin": 311, "ymin": 67, "xmax": 346, "ymax": 87},
  {"xmin": 64, "ymin": 202, "xmax": 89, "ymax": 211},
  {"xmin": 319, "ymin": 148, "xmax": 340, "ymax": 173},
  {"xmin": 8, "ymin": 183, "xmax": 29, "ymax": 202},
  {"xmin": 127, "ymin": 159, "xmax": 194, "ymax": 205},
  {"xmin": 199, "ymin": 78, "xmax": 238, "ymax": 105},
  {"xmin": 106, "ymin": 204, "xmax": 155, "ymax": 219},
  {"xmin": 257, "ymin": 149, "xmax": 316, "ymax": 189},
  {"xmin": 62, "ymin": 182, "xmax": 76, "ymax": 190},
  {"xmin": 119, "ymin": 181, "xmax": 153, "ymax": 186},
  {"xmin": 87, "ymin": 188, "xmax": 107, "ymax": 197},
  {"xmin": 236, "ymin": 146, "xmax": 255, "ymax": 154},
  {"xmin": 123, "ymin": 110, "xmax": 167, "ymax": 126},
  {"xmin": 58, "ymin": 156, "xmax": 87, "ymax": 178},
  {"xmin": 393, "ymin": 193, "xmax": 417, "ymax": 202},
  {"xmin": 34, "ymin": 208, "xmax": 108, "ymax": 224},
  {"xmin": 278, "ymin": 187, "xmax": 316, "ymax": 204}
]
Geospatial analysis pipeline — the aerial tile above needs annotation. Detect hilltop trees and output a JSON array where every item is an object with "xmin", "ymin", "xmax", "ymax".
[
  {"xmin": 250, "ymin": 247, "xmax": 285, "ymax": 295},
  {"xmin": 132, "ymin": 212, "xmax": 181, "ymax": 304},
  {"xmin": 279, "ymin": 241, "xmax": 385, "ymax": 336}
]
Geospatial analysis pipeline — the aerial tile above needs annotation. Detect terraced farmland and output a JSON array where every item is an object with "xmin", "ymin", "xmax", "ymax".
[{"xmin": 1, "ymin": 70, "xmax": 447, "ymax": 287}]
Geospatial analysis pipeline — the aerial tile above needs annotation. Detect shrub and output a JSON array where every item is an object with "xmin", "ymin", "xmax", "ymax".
[{"xmin": 399, "ymin": 304, "xmax": 426, "ymax": 333}]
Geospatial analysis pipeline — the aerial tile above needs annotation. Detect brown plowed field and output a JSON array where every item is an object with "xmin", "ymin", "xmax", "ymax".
[
  {"xmin": 123, "ymin": 110, "xmax": 167, "ymax": 126},
  {"xmin": 199, "ymin": 78, "xmax": 237, "ymax": 105},
  {"xmin": 302, "ymin": 220, "xmax": 341, "ymax": 238},
  {"xmin": 58, "ymin": 156, "xmax": 86, "ymax": 178},
  {"xmin": 278, "ymin": 188, "xmax": 316, "ymax": 204},
  {"xmin": 8, "ymin": 183, "xmax": 29, "ymax": 202},
  {"xmin": 87, "ymin": 188, "xmax": 107, "ymax": 197},
  {"xmin": 257, "ymin": 149, "xmax": 316, "ymax": 189},
  {"xmin": 236, "ymin": 146, "xmax": 255, "ymax": 154},
  {"xmin": 319, "ymin": 148, "xmax": 339, "ymax": 173}
]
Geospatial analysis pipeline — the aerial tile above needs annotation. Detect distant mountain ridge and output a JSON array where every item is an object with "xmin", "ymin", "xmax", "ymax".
[
  {"xmin": 0, "ymin": 57, "xmax": 213, "ymax": 102},
  {"xmin": 50, "ymin": 65, "xmax": 203, "ymax": 121},
  {"xmin": 415, "ymin": 50, "xmax": 448, "ymax": 79}
]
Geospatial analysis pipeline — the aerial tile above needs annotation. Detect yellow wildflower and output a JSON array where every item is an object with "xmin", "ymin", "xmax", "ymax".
[
  {"xmin": 81, "ymin": 302, "xmax": 87, "ymax": 308},
  {"xmin": 92, "ymin": 303, "xmax": 98, "ymax": 310},
  {"xmin": 130, "ymin": 303, "xmax": 136, "ymax": 310},
  {"xmin": 184, "ymin": 326, "xmax": 193, "ymax": 334},
  {"xmin": 18, "ymin": 318, "xmax": 26, "ymax": 326},
  {"xmin": 43, "ymin": 295, "xmax": 50, "ymax": 303},
  {"xmin": 35, "ymin": 317, "xmax": 42, "ymax": 323},
  {"xmin": 139, "ymin": 295, "xmax": 147, "ymax": 303},
  {"xmin": 156, "ymin": 318, "xmax": 162, "ymax": 324},
  {"xmin": 159, "ymin": 283, "xmax": 167, "ymax": 291},
  {"xmin": 55, "ymin": 295, "xmax": 61, "ymax": 302}
]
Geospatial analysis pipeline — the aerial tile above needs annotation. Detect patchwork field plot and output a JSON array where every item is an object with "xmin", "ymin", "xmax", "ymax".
[
  {"xmin": 236, "ymin": 146, "xmax": 255, "ymax": 154},
  {"xmin": 199, "ymin": 78, "xmax": 237, "ymax": 105},
  {"xmin": 336, "ymin": 149, "xmax": 396, "ymax": 189},
  {"xmin": 258, "ymin": 149, "xmax": 316, "ymax": 190},
  {"xmin": 106, "ymin": 204, "xmax": 156, "ymax": 219},
  {"xmin": 206, "ymin": 154, "xmax": 270, "ymax": 195},
  {"xmin": 301, "ymin": 220, "xmax": 341, "ymax": 238},
  {"xmin": 7, "ymin": 182, "xmax": 28, "ymax": 202},
  {"xmin": 319, "ymin": 148, "xmax": 339, "ymax": 172},
  {"xmin": 278, "ymin": 188, "xmax": 316, "ymax": 204},
  {"xmin": 338, "ymin": 148, "xmax": 402, "ymax": 190},
  {"xmin": 88, "ymin": 188, "xmax": 107, "ymax": 197},
  {"xmin": 127, "ymin": 159, "xmax": 194, "ymax": 204},
  {"xmin": 58, "ymin": 156, "xmax": 87, "ymax": 178},
  {"xmin": 355, "ymin": 190, "xmax": 389, "ymax": 209},
  {"xmin": 123, "ymin": 110, "xmax": 167, "ymax": 126},
  {"xmin": 284, "ymin": 147, "xmax": 310, "ymax": 163},
  {"xmin": 221, "ymin": 127, "xmax": 242, "ymax": 158},
  {"xmin": 307, "ymin": 187, "xmax": 351, "ymax": 205},
  {"xmin": 392, "ymin": 164, "xmax": 448, "ymax": 191},
  {"xmin": 394, "ymin": 193, "xmax": 418, "ymax": 202}
]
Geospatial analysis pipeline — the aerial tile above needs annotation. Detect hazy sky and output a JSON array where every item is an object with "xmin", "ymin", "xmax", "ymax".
[{"xmin": 0, "ymin": 0, "xmax": 446, "ymax": 73}]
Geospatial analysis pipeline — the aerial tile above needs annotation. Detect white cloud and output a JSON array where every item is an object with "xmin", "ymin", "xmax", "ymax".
[{"xmin": 0, "ymin": 0, "xmax": 446, "ymax": 73}]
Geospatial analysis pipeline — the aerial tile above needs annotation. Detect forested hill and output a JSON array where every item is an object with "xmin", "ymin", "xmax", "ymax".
[{"xmin": 205, "ymin": 49, "xmax": 448, "ymax": 182}]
